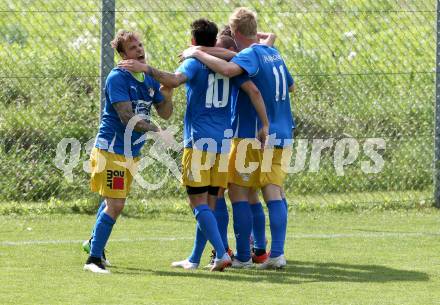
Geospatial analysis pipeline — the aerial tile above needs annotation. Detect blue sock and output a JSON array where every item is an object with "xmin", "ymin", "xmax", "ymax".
[
  {"xmin": 90, "ymin": 212, "xmax": 116, "ymax": 258},
  {"xmin": 267, "ymin": 200, "xmax": 287, "ymax": 258},
  {"xmin": 232, "ymin": 201, "xmax": 252, "ymax": 262},
  {"xmin": 194, "ymin": 204, "xmax": 225, "ymax": 259},
  {"xmin": 250, "ymin": 202, "xmax": 266, "ymax": 251},
  {"xmin": 188, "ymin": 223, "xmax": 207, "ymax": 264},
  {"xmin": 91, "ymin": 200, "xmax": 107, "ymax": 236},
  {"xmin": 214, "ymin": 197, "xmax": 229, "ymax": 250}
]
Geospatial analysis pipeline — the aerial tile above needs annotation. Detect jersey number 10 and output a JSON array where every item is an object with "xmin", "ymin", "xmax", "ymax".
[
  {"xmin": 273, "ymin": 65, "xmax": 287, "ymax": 101},
  {"xmin": 206, "ymin": 73, "xmax": 230, "ymax": 108}
]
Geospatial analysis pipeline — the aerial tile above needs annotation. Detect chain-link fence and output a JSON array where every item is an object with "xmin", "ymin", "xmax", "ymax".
[{"xmin": 0, "ymin": 0, "xmax": 436, "ymax": 207}]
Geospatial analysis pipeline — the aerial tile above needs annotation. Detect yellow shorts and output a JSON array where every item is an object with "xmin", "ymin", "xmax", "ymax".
[
  {"xmin": 182, "ymin": 148, "xmax": 229, "ymax": 188},
  {"xmin": 228, "ymin": 138, "xmax": 262, "ymax": 188},
  {"xmin": 90, "ymin": 148, "xmax": 139, "ymax": 199},
  {"xmin": 260, "ymin": 148, "xmax": 293, "ymax": 187}
]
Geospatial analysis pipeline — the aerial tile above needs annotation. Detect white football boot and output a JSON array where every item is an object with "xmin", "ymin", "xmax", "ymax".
[
  {"xmin": 257, "ymin": 254, "xmax": 287, "ymax": 270},
  {"xmin": 171, "ymin": 259, "xmax": 199, "ymax": 270}
]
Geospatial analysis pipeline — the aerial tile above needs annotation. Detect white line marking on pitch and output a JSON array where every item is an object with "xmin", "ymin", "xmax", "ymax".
[{"xmin": 1, "ymin": 232, "xmax": 439, "ymax": 246}]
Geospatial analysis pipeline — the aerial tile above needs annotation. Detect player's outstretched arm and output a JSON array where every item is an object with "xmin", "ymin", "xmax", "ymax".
[
  {"xmin": 240, "ymin": 80, "xmax": 269, "ymax": 147},
  {"xmin": 113, "ymin": 101, "xmax": 159, "ymax": 133},
  {"xmin": 257, "ymin": 32, "xmax": 277, "ymax": 46},
  {"xmin": 117, "ymin": 60, "xmax": 187, "ymax": 88},
  {"xmin": 181, "ymin": 47, "xmax": 243, "ymax": 78},
  {"xmin": 198, "ymin": 46, "xmax": 237, "ymax": 61},
  {"xmin": 155, "ymin": 85, "xmax": 174, "ymax": 120},
  {"xmin": 148, "ymin": 68, "xmax": 187, "ymax": 88}
]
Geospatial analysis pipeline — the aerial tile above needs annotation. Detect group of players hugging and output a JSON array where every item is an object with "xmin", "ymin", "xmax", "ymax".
[{"xmin": 82, "ymin": 7, "xmax": 295, "ymax": 274}]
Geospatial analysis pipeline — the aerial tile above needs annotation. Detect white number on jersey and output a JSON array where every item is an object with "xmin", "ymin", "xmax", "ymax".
[
  {"xmin": 272, "ymin": 65, "xmax": 287, "ymax": 101},
  {"xmin": 205, "ymin": 73, "xmax": 230, "ymax": 108}
]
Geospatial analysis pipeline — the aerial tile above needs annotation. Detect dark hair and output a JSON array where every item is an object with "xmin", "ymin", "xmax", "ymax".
[
  {"xmin": 191, "ymin": 18, "xmax": 218, "ymax": 47},
  {"xmin": 217, "ymin": 35, "xmax": 237, "ymax": 50},
  {"xmin": 219, "ymin": 25, "xmax": 232, "ymax": 37}
]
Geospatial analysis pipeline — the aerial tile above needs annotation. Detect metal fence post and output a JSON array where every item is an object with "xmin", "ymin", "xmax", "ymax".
[
  {"xmin": 100, "ymin": 0, "xmax": 116, "ymax": 120},
  {"xmin": 435, "ymin": 0, "xmax": 440, "ymax": 207}
]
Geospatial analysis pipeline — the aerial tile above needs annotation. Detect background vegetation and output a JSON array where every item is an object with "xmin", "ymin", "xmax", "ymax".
[{"xmin": 0, "ymin": 0, "xmax": 435, "ymax": 208}]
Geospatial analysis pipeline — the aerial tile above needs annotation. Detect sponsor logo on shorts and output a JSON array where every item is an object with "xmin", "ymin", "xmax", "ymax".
[{"xmin": 106, "ymin": 170, "xmax": 125, "ymax": 190}]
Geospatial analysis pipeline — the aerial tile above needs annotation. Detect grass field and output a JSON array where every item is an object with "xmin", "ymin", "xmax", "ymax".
[{"xmin": 1, "ymin": 210, "xmax": 440, "ymax": 305}]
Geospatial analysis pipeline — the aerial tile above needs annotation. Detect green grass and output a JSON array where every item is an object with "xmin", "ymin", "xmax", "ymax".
[
  {"xmin": 1, "ymin": 210, "xmax": 440, "ymax": 304},
  {"xmin": 0, "ymin": 189, "xmax": 433, "ymax": 216}
]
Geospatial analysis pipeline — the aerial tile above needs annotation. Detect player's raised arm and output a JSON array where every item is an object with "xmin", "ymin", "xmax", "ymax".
[
  {"xmin": 155, "ymin": 85, "xmax": 174, "ymax": 120},
  {"xmin": 181, "ymin": 47, "xmax": 243, "ymax": 78},
  {"xmin": 257, "ymin": 32, "xmax": 277, "ymax": 46},
  {"xmin": 113, "ymin": 101, "xmax": 159, "ymax": 133},
  {"xmin": 239, "ymin": 80, "xmax": 269, "ymax": 147},
  {"xmin": 148, "ymin": 69, "xmax": 187, "ymax": 88}
]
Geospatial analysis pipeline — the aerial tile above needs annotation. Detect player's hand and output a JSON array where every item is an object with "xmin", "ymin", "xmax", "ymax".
[
  {"xmin": 257, "ymin": 32, "xmax": 276, "ymax": 46},
  {"xmin": 256, "ymin": 32, "xmax": 268, "ymax": 40},
  {"xmin": 156, "ymin": 127, "xmax": 177, "ymax": 149},
  {"xmin": 146, "ymin": 122, "xmax": 159, "ymax": 133},
  {"xmin": 179, "ymin": 46, "xmax": 202, "ymax": 62},
  {"xmin": 257, "ymin": 125, "xmax": 269, "ymax": 150},
  {"xmin": 118, "ymin": 59, "xmax": 148, "ymax": 73},
  {"xmin": 145, "ymin": 126, "xmax": 176, "ymax": 149}
]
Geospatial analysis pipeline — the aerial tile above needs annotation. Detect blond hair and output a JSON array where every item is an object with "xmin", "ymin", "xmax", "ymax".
[
  {"xmin": 229, "ymin": 7, "xmax": 257, "ymax": 39},
  {"xmin": 110, "ymin": 30, "xmax": 140, "ymax": 54}
]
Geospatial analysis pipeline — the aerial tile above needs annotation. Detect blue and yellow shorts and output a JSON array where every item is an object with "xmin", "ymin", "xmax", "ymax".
[
  {"xmin": 182, "ymin": 148, "xmax": 229, "ymax": 188},
  {"xmin": 90, "ymin": 148, "xmax": 139, "ymax": 199},
  {"xmin": 260, "ymin": 147, "xmax": 293, "ymax": 187},
  {"xmin": 228, "ymin": 138, "xmax": 262, "ymax": 188}
]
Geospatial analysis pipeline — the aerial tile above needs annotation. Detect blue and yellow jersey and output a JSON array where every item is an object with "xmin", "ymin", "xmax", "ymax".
[
  {"xmin": 95, "ymin": 68, "xmax": 164, "ymax": 157},
  {"xmin": 177, "ymin": 58, "xmax": 248, "ymax": 153},
  {"xmin": 231, "ymin": 44, "xmax": 295, "ymax": 146}
]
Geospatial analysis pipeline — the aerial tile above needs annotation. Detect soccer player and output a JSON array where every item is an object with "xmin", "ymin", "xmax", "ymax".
[
  {"xmin": 181, "ymin": 7, "xmax": 295, "ymax": 269},
  {"xmin": 118, "ymin": 19, "xmax": 269, "ymax": 271},
  {"xmin": 185, "ymin": 25, "xmax": 282, "ymax": 268},
  {"xmin": 83, "ymin": 30, "xmax": 174, "ymax": 274}
]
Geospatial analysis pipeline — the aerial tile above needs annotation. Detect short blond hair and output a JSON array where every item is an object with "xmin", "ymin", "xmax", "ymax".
[
  {"xmin": 111, "ymin": 30, "xmax": 140, "ymax": 54},
  {"xmin": 229, "ymin": 7, "xmax": 257, "ymax": 39}
]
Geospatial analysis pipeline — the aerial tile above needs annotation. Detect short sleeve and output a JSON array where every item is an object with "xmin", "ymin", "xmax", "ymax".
[
  {"xmin": 107, "ymin": 72, "xmax": 130, "ymax": 104},
  {"xmin": 176, "ymin": 58, "xmax": 200, "ymax": 81},
  {"xmin": 231, "ymin": 48, "xmax": 259, "ymax": 77}
]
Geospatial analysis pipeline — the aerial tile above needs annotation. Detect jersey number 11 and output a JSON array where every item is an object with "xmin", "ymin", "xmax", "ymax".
[{"xmin": 273, "ymin": 65, "xmax": 287, "ymax": 101}]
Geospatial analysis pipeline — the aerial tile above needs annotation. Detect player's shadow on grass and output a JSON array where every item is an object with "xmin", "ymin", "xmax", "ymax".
[
  {"xmin": 284, "ymin": 260, "xmax": 429, "ymax": 283},
  {"xmin": 115, "ymin": 266, "xmax": 304, "ymax": 284},
  {"xmin": 115, "ymin": 260, "xmax": 428, "ymax": 284}
]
